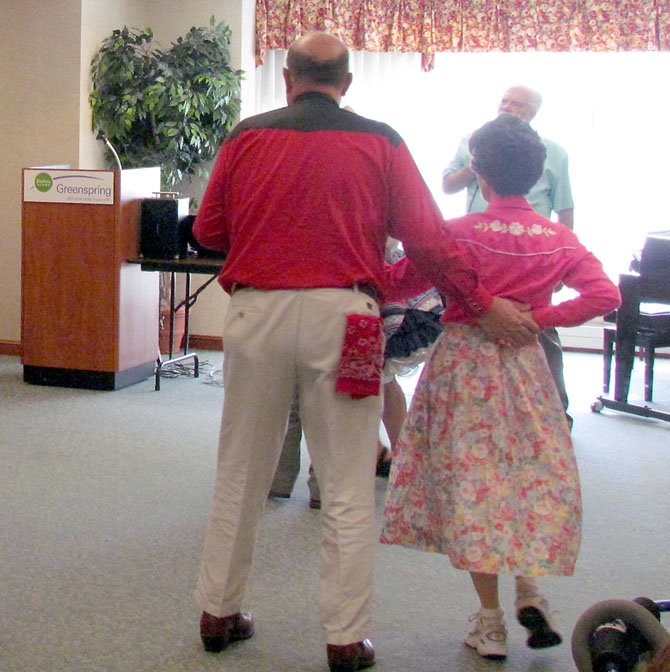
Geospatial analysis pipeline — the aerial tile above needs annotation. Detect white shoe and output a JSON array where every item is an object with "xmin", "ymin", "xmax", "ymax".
[
  {"xmin": 464, "ymin": 611, "xmax": 508, "ymax": 660},
  {"xmin": 515, "ymin": 593, "xmax": 562, "ymax": 649}
]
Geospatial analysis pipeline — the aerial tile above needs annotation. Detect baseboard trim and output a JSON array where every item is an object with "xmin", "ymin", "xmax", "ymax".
[
  {"xmin": 2, "ymin": 336, "xmax": 222, "ymax": 358},
  {"xmin": 189, "ymin": 334, "xmax": 223, "ymax": 351},
  {"xmin": 0, "ymin": 340, "xmax": 21, "ymax": 357},
  {"xmin": 23, "ymin": 361, "xmax": 155, "ymax": 391},
  {"xmin": 4, "ymin": 336, "xmax": 665, "ymax": 360}
]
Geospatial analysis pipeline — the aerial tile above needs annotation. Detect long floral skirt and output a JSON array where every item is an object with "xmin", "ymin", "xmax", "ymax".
[{"xmin": 380, "ymin": 323, "xmax": 581, "ymax": 577}]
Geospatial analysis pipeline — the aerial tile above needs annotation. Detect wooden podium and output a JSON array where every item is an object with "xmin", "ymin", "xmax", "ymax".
[{"xmin": 21, "ymin": 167, "xmax": 161, "ymax": 390}]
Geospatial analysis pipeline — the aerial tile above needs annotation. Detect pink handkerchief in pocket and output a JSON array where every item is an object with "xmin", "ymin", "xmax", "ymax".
[{"xmin": 335, "ymin": 313, "xmax": 384, "ymax": 399}]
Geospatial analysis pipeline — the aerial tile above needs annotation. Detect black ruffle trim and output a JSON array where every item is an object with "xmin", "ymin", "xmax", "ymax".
[{"xmin": 384, "ymin": 309, "xmax": 443, "ymax": 361}]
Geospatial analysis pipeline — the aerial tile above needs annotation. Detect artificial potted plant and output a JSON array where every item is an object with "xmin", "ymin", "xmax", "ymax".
[{"xmin": 89, "ymin": 15, "xmax": 242, "ymax": 190}]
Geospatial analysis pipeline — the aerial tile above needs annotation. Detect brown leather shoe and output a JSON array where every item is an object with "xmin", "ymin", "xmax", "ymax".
[
  {"xmin": 200, "ymin": 611, "xmax": 254, "ymax": 653},
  {"xmin": 327, "ymin": 639, "xmax": 375, "ymax": 671}
]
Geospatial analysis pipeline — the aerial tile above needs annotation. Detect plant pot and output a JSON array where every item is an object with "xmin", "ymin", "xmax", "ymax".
[{"xmin": 159, "ymin": 305, "xmax": 185, "ymax": 355}]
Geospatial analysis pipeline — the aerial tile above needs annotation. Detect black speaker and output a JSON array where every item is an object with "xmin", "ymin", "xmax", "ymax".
[{"xmin": 140, "ymin": 197, "xmax": 190, "ymax": 259}]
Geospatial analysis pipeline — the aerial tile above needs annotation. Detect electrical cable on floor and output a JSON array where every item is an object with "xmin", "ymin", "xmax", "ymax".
[
  {"xmin": 158, "ymin": 358, "xmax": 220, "ymax": 382},
  {"xmin": 203, "ymin": 364, "xmax": 224, "ymax": 387}
]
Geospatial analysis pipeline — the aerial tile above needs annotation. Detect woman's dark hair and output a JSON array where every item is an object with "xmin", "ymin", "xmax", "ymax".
[{"xmin": 468, "ymin": 114, "xmax": 546, "ymax": 197}]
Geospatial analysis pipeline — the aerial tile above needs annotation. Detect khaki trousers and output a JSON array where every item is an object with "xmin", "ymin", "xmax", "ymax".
[{"xmin": 195, "ymin": 287, "xmax": 382, "ymax": 645}]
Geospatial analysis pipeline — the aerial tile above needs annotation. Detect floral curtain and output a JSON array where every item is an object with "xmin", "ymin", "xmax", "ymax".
[{"xmin": 256, "ymin": 1, "xmax": 670, "ymax": 70}]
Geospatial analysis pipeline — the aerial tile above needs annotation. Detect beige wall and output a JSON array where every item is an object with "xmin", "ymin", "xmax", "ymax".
[
  {"xmin": 79, "ymin": 0, "xmax": 151, "ymax": 171},
  {"xmin": 0, "ymin": 0, "xmax": 255, "ymax": 348},
  {"xmin": 1, "ymin": 1, "xmax": 83, "ymax": 345}
]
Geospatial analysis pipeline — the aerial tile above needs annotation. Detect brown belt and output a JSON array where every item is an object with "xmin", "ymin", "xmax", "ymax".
[{"xmin": 230, "ymin": 282, "xmax": 380, "ymax": 303}]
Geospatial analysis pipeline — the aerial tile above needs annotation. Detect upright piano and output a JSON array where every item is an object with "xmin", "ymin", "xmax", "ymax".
[{"xmin": 594, "ymin": 230, "xmax": 670, "ymax": 421}]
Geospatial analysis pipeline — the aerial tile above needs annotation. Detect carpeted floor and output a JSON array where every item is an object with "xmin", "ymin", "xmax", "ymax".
[{"xmin": 0, "ymin": 350, "xmax": 668, "ymax": 672}]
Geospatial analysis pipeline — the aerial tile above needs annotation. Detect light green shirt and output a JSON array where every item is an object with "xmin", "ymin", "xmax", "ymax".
[{"xmin": 443, "ymin": 133, "xmax": 574, "ymax": 217}]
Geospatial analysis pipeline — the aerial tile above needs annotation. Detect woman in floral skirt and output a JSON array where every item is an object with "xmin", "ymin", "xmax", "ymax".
[{"xmin": 380, "ymin": 114, "xmax": 621, "ymax": 660}]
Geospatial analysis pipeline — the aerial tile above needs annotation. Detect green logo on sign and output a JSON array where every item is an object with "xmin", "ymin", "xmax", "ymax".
[{"xmin": 34, "ymin": 172, "xmax": 53, "ymax": 192}]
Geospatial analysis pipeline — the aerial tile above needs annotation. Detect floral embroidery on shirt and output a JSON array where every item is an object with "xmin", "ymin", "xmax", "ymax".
[{"xmin": 475, "ymin": 220, "xmax": 557, "ymax": 237}]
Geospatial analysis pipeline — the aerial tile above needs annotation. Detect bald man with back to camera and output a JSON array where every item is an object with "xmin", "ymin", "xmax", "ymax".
[{"xmin": 192, "ymin": 33, "xmax": 539, "ymax": 672}]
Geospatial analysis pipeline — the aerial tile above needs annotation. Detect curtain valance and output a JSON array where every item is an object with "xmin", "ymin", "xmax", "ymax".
[{"xmin": 256, "ymin": 1, "xmax": 670, "ymax": 70}]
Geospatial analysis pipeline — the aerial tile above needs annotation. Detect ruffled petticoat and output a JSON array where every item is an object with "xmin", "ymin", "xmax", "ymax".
[
  {"xmin": 380, "ymin": 323, "xmax": 581, "ymax": 577},
  {"xmin": 382, "ymin": 287, "xmax": 444, "ymax": 382}
]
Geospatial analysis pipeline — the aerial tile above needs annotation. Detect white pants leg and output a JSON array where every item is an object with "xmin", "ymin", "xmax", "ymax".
[
  {"xmin": 297, "ymin": 290, "xmax": 381, "ymax": 645},
  {"xmin": 195, "ymin": 288, "xmax": 382, "ymax": 646},
  {"xmin": 195, "ymin": 289, "xmax": 297, "ymax": 616}
]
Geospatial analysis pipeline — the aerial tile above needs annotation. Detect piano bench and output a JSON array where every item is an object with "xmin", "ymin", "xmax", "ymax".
[{"xmin": 603, "ymin": 323, "xmax": 670, "ymax": 402}]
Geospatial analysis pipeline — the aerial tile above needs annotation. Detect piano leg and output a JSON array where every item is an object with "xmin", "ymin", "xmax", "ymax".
[
  {"xmin": 613, "ymin": 273, "xmax": 642, "ymax": 404},
  {"xmin": 643, "ymin": 343, "xmax": 655, "ymax": 402},
  {"xmin": 613, "ymin": 331, "xmax": 635, "ymax": 402},
  {"xmin": 603, "ymin": 327, "xmax": 615, "ymax": 393}
]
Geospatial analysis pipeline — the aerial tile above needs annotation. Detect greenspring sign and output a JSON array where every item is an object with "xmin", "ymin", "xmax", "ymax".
[{"xmin": 23, "ymin": 169, "xmax": 115, "ymax": 205}]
